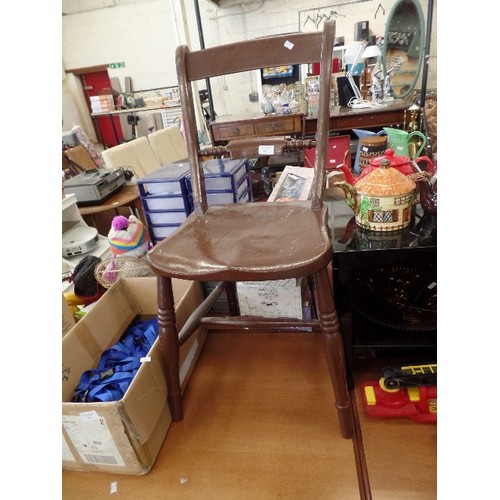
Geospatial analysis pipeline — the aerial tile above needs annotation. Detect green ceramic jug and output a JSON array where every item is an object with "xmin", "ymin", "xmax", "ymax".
[{"xmin": 383, "ymin": 127, "xmax": 427, "ymax": 159}]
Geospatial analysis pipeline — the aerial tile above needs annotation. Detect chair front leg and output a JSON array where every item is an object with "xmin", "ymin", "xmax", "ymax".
[
  {"xmin": 314, "ymin": 268, "xmax": 354, "ymax": 439},
  {"xmin": 157, "ymin": 275, "xmax": 183, "ymax": 420}
]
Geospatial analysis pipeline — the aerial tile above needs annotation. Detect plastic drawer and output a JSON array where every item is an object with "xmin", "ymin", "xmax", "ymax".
[
  {"xmin": 150, "ymin": 224, "xmax": 181, "ymax": 242},
  {"xmin": 141, "ymin": 194, "xmax": 188, "ymax": 211},
  {"xmin": 146, "ymin": 210, "xmax": 187, "ymax": 225},
  {"xmin": 137, "ymin": 163, "xmax": 190, "ymax": 196},
  {"xmin": 205, "ymin": 187, "xmax": 250, "ymax": 206},
  {"xmin": 205, "ymin": 191, "xmax": 237, "ymax": 205}
]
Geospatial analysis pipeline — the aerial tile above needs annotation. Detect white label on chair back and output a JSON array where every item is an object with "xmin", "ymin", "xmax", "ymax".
[{"xmin": 259, "ymin": 145, "xmax": 275, "ymax": 155}]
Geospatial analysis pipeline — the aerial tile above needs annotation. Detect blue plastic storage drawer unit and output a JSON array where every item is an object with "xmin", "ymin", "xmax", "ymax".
[
  {"xmin": 137, "ymin": 162, "xmax": 191, "ymax": 244},
  {"xmin": 186, "ymin": 158, "xmax": 252, "ymax": 207}
]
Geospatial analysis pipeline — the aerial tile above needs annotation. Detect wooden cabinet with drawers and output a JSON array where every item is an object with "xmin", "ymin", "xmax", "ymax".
[
  {"xmin": 208, "ymin": 99, "xmax": 412, "ymax": 146},
  {"xmin": 302, "ymin": 101, "xmax": 410, "ymax": 137},
  {"xmin": 209, "ymin": 113, "xmax": 303, "ymax": 145}
]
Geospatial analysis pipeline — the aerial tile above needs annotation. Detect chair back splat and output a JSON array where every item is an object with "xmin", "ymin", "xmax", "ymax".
[{"xmin": 148, "ymin": 20, "xmax": 353, "ymax": 440}]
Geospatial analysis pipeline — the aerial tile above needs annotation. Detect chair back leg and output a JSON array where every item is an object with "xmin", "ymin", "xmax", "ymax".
[{"xmin": 225, "ymin": 282, "xmax": 240, "ymax": 316}]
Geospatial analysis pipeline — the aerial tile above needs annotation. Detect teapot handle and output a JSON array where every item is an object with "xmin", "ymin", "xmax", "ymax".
[{"xmin": 414, "ymin": 156, "xmax": 433, "ymax": 173}]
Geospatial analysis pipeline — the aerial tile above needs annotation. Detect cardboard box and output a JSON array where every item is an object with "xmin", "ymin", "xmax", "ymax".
[
  {"xmin": 62, "ymin": 278, "xmax": 206, "ymax": 475},
  {"xmin": 236, "ymin": 278, "xmax": 305, "ymax": 319}
]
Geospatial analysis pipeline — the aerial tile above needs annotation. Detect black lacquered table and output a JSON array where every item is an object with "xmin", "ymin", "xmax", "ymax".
[{"xmin": 326, "ymin": 197, "xmax": 437, "ymax": 377}]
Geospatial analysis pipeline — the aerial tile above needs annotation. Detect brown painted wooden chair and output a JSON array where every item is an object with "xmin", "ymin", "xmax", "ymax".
[{"xmin": 148, "ymin": 20, "xmax": 353, "ymax": 439}]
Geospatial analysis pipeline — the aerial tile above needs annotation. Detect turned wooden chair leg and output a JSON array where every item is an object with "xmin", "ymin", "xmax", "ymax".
[
  {"xmin": 157, "ymin": 275, "xmax": 183, "ymax": 420},
  {"xmin": 314, "ymin": 268, "xmax": 354, "ymax": 439}
]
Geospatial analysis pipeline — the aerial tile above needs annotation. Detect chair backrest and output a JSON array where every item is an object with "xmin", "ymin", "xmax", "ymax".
[
  {"xmin": 176, "ymin": 20, "xmax": 335, "ymax": 214},
  {"xmin": 128, "ymin": 136, "xmax": 162, "ymax": 176},
  {"xmin": 101, "ymin": 137, "xmax": 162, "ymax": 179},
  {"xmin": 102, "ymin": 142, "xmax": 143, "ymax": 176},
  {"xmin": 148, "ymin": 125, "xmax": 188, "ymax": 165}
]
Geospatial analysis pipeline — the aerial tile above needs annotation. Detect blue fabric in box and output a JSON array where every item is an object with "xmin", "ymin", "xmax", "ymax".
[{"xmin": 71, "ymin": 318, "xmax": 159, "ymax": 403}]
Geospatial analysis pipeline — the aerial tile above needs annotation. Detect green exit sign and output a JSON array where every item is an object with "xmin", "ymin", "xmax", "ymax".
[{"xmin": 109, "ymin": 62, "xmax": 125, "ymax": 69}]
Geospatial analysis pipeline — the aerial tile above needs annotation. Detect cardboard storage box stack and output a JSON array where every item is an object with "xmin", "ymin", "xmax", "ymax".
[
  {"xmin": 62, "ymin": 277, "xmax": 206, "ymax": 475},
  {"xmin": 90, "ymin": 94, "xmax": 115, "ymax": 114}
]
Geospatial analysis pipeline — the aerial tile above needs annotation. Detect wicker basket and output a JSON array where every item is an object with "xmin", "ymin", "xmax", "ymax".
[{"xmin": 94, "ymin": 257, "xmax": 155, "ymax": 289}]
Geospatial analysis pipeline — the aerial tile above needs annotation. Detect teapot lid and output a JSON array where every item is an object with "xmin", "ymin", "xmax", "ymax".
[
  {"xmin": 370, "ymin": 148, "xmax": 409, "ymax": 167},
  {"xmin": 355, "ymin": 158, "xmax": 416, "ymax": 196}
]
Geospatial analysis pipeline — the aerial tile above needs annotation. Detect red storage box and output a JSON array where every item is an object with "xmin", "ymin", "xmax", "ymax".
[{"xmin": 303, "ymin": 135, "xmax": 351, "ymax": 171}]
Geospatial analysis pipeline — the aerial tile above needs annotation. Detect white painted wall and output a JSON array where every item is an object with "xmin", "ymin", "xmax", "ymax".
[{"xmin": 62, "ymin": 0, "xmax": 437, "ymax": 142}]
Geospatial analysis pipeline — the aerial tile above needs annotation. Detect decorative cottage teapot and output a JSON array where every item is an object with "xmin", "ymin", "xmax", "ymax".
[{"xmin": 334, "ymin": 158, "xmax": 417, "ymax": 232}]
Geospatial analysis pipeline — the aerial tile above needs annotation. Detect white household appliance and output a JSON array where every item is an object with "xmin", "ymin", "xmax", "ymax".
[{"xmin": 63, "ymin": 167, "xmax": 126, "ymax": 205}]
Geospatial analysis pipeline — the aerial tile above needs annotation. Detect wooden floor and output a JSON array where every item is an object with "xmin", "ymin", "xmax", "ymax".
[
  {"xmin": 351, "ymin": 359, "xmax": 437, "ymax": 499},
  {"xmin": 62, "ymin": 332, "xmax": 436, "ymax": 499}
]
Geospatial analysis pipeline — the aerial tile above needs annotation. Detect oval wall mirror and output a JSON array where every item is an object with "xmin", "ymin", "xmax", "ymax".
[{"xmin": 383, "ymin": 0, "xmax": 426, "ymax": 99}]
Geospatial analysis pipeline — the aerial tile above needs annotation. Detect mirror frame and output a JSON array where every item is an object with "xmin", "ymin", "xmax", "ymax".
[{"xmin": 383, "ymin": 0, "xmax": 426, "ymax": 99}]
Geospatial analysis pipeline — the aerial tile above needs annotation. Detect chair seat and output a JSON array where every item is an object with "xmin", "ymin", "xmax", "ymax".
[{"xmin": 148, "ymin": 202, "xmax": 332, "ymax": 282}]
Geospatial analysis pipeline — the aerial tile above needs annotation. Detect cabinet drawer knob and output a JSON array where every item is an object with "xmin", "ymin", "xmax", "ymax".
[
  {"xmin": 232, "ymin": 127, "xmax": 240, "ymax": 136},
  {"xmin": 271, "ymin": 122, "xmax": 279, "ymax": 131}
]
